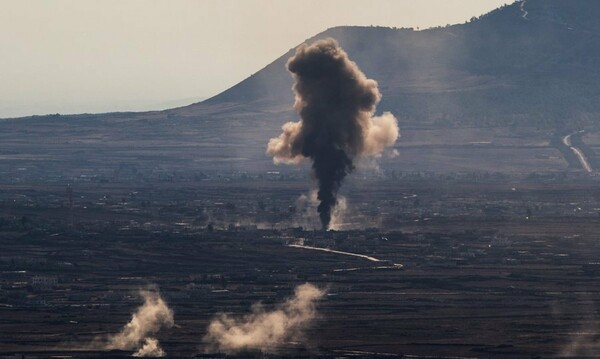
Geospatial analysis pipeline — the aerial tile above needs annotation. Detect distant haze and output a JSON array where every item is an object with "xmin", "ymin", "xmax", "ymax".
[{"xmin": 0, "ymin": 0, "xmax": 512, "ymax": 118}]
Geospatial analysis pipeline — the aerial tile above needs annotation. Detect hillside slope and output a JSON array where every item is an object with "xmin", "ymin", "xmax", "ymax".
[
  {"xmin": 2, "ymin": 0, "xmax": 600, "ymax": 178},
  {"xmin": 189, "ymin": 0, "xmax": 600, "ymax": 128}
]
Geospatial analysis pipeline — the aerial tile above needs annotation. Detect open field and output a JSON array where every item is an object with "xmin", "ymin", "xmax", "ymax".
[
  {"xmin": 1, "ymin": 110, "xmax": 590, "ymax": 177},
  {"xmin": 1, "ymin": 177, "xmax": 599, "ymax": 358}
]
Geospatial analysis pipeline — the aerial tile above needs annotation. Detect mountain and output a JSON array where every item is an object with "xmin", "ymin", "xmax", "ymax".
[
  {"xmin": 195, "ymin": 0, "xmax": 600, "ymax": 128},
  {"xmin": 2, "ymin": 0, "xmax": 600, "ymax": 178}
]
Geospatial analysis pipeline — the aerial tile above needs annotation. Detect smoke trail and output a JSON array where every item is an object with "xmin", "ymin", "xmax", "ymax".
[
  {"xmin": 100, "ymin": 290, "xmax": 174, "ymax": 357},
  {"xmin": 203, "ymin": 283, "xmax": 325, "ymax": 354},
  {"xmin": 267, "ymin": 38, "xmax": 399, "ymax": 229}
]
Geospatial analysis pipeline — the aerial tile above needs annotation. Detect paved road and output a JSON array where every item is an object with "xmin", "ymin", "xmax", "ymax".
[
  {"xmin": 288, "ymin": 244, "xmax": 382, "ymax": 262},
  {"xmin": 562, "ymin": 131, "xmax": 593, "ymax": 173},
  {"xmin": 288, "ymin": 244, "xmax": 404, "ymax": 269}
]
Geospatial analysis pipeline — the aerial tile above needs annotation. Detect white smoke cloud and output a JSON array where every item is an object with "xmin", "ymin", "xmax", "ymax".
[
  {"xmin": 361, "ymin": 112, "xmax": 400, "ymax": 158},
  {"xmin": 329, "ymin": 195, "xmax": 347, "ymax": 231},
  {"xmin": 267, "ymin": 121, "xmax": 304, "ymax": 165},
  {"xmin": 133, "ymin": 338, "xmax": 166, "ymax": 357},
  {"xmin": 203, "ymin": 283, "xmax": 325, "ymax": 354},
  {"xmin": 388, "ymin": 148, "xmax": 400, "ymax": 158},
  {"xmin": 97, "ymin": 289, "xmax": 174, "ymax": 357}
]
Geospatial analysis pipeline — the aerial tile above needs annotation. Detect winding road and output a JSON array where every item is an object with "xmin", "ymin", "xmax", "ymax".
[
  {"xmin": 520, "ymin": 0, "xmax": 529, "ymax": 20},
  {"xmin": 562, "ymin": 131, "xmax": 593, "ymax": 173}
]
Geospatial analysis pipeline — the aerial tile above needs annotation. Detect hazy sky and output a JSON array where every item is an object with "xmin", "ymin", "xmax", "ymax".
[{"xmin": 0, "ymin": 0, "xmax": 513, "ymax": 118}]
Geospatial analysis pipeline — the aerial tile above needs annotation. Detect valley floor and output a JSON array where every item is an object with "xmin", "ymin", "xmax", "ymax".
[{"xmin": 0, "ymin": 177, "xmax": 599, "ymax": 358}]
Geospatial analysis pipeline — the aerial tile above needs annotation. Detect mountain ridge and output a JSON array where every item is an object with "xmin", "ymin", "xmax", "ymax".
[
  {"xmin": 175, "ymin": 0, "xmax": 600, "ymax": 129},
  {"xmin": 7, "ymin": 0, "xmax": 600, "ymax": 128}
]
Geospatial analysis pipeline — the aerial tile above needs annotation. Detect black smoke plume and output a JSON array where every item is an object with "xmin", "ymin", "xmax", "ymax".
[{"xmin": 267, "ymin": 38, "xmax": 399, "ymax": 229}]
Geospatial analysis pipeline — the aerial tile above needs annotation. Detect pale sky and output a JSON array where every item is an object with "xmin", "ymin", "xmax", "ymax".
[{"xmin": 0, "ymin": 0, "xmax": 513, "ymax": 118}]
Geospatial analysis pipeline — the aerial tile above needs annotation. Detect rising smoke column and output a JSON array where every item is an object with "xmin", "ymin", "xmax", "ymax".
[
  {"xmin": 267, "ymin": 38, "xmax": 399, "ymax": 229},
  {"xmin": 99, "ymin": 290, "xmax": 174, "ymax": 357},
  {"xmin": 203, "ymin": 283, "xmax": 324, "ymax": 354}
]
